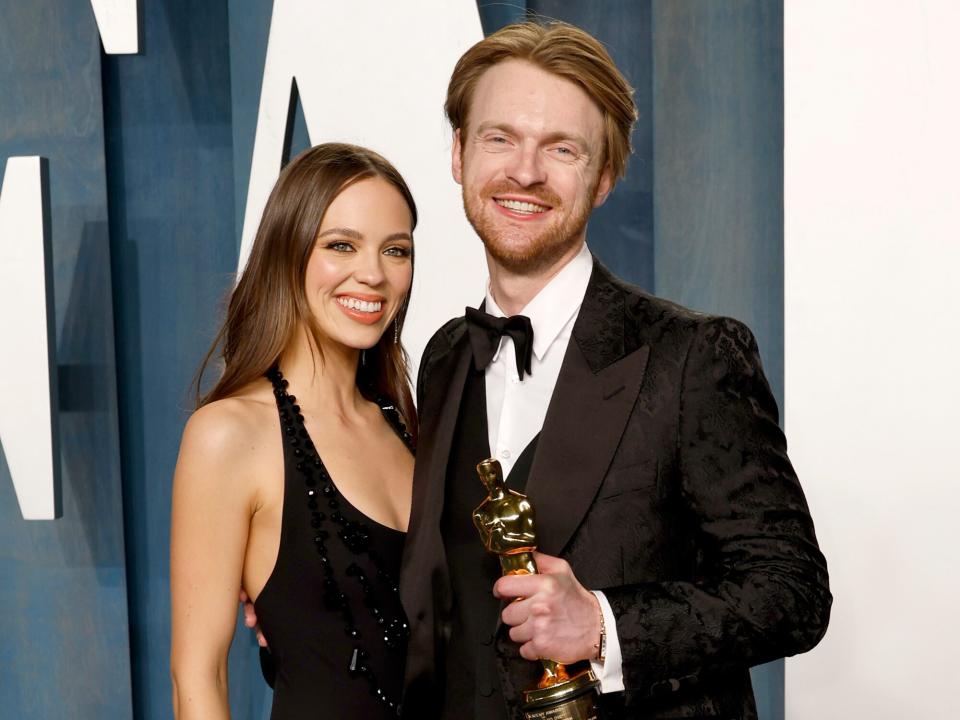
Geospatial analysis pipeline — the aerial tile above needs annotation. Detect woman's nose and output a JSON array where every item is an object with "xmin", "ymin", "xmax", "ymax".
[{"xmin": 353, "ymin": 249, "xmax": 386, "ymax": 286}]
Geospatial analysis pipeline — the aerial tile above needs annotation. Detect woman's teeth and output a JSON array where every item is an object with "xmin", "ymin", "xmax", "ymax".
[{"xmin": 337, "ymin": 297, "xmax": 382, "ymax": 313}]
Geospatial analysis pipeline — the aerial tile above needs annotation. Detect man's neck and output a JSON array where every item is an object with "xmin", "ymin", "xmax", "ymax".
[{"xmin": 486, "ymin": 241, "xmax": 584, "ymax": 315}]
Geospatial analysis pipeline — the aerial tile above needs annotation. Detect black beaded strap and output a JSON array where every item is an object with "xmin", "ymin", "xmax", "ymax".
[
  {"xmin": 266, "ymin": 365, "xmax": 409, "ymax": 714},
  {"xmin": 375, "ymin": 399, "xmax": 415, "ymax": 453}
]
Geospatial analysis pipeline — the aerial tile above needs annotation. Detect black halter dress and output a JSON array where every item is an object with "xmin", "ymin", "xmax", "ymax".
[{"xmin": 253, "ymin": 367, "xmax": 412, "ymax": 718}]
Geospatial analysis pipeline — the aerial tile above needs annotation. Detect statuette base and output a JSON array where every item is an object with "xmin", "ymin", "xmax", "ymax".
[{"xmin": 522, "ymin": 668, "xmax": 601, "ymax": 720}]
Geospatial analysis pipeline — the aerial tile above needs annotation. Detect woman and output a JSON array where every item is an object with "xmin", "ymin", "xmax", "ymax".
[{"xmin": 170, "ymin": 144, "xmax": 417, "ymax": 719}]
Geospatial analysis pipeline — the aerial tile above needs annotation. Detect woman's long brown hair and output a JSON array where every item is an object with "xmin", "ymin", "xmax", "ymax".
[{"xmin": 195, "ymin": 143, "xmax": 418, "ymax": 441}]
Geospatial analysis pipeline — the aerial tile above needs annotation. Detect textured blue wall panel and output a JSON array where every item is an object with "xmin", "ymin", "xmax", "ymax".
[
  {"xmin": 229, "ymin": 0, "xmax": 274, "ymax": 244},
  {"xmin": 102, "ymin": 1, "xmax": 252, "ymax": 717},
  {"xmin": 652, "ymin": 0, "xmax": 785, "ymax": 406},
  {"xmin": 652, "ymin": 3, "xmax": 786, "ymax": 718},
  {"xmin": 0, "ymin": 1, "xmax": 133, "ymax": 717}
]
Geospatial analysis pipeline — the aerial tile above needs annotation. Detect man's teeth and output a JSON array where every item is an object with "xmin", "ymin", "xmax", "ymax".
[
  {"xmin": 495, "ymin": 198, "xmax": 548, "ymax": 214},
  {"xmin": 337, "ymin": 297, "xmax": 382, "ymax": 313}
]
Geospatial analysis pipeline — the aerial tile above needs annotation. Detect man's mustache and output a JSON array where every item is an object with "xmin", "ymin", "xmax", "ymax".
[{"xmin": 480, "ymin": 182, "xmax": 562, "ymax": 208}]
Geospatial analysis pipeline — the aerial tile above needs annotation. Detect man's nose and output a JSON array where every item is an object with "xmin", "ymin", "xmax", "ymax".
[{"xmin": 505, "ymin": 143, "xmax": 546, "ymax": 187}]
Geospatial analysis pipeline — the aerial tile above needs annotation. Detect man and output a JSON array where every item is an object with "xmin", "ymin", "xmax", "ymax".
[{"xmin": 399, "ymin": 20, "xmax": 830, "ymax": 720}]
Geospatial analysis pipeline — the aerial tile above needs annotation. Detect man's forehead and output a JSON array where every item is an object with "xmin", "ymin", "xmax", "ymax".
[{"xmin": 469, "ymin": 60, "xmax": 605, "ymax": 141}]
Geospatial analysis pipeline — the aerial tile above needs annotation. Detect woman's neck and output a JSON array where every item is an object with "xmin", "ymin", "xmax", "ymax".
[{"xmin": 278, "ymin": 327, "xmax": 367, "ymax": 419}]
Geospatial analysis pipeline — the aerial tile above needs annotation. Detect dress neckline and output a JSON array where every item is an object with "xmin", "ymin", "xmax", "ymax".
[{"xmin": 264, "ymin": 363, "xmax": 410, "ymax": 713}]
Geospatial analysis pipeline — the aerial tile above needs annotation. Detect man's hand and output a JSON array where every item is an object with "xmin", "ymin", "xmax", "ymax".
[
  {"xmin": 239, "ymin": 590, "xmax": 268, "ymax": 648},
  {"xmin": 494, "ymin": 552, "xmax": 601, "ymax": 664}
]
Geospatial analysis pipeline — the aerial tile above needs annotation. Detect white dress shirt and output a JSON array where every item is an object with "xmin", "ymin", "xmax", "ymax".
[{"xmin": 481, "ymin": 242, "xmax": 625, "ymax": 693}]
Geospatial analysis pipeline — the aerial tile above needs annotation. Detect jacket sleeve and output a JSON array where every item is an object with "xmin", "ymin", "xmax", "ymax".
[{"xmin": 603, "ymin": 316, "xmax": 831, "ymax": 704}]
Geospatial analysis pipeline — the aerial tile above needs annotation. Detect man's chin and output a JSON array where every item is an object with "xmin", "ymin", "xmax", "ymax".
[{"xmin": 483, "ymin": 238, "xmax": 576, "ymax": 276}]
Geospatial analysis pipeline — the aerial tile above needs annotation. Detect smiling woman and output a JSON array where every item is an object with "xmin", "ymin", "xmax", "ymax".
[
  {"xmin": 197, "ymin": 144, "xmax": 418, "ymax": 430},
  {"xmin": 305, "ymin": 178, "xmax": 414, "ymax": 341},
  {"xmin": 170, "ymin": 143, "xmax": 418, "ymax": 720}
]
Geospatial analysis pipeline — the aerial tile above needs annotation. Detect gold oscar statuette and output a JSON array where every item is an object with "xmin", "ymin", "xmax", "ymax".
[{"xmin": 472, "ymin": 458, "xmax": 603, "ymax": 720}]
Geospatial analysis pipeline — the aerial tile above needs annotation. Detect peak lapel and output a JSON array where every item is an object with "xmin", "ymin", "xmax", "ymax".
[
  {"xmin": 524, "ymin": 260, "xmax": 650, "ymax": 556},
  {"xmin": 400, "ymin": 324, "xmax": 472, "ymax": 606}
]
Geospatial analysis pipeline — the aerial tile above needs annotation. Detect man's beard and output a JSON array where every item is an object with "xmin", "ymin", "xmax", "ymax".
[{"xmin": 462, "ymin": 179, "xmax": 597, "ymax": 275}]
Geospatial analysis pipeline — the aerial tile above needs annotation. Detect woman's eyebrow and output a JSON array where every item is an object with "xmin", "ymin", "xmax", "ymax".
[{"xmin": 318, "ymin": 227, "xmax": 362, "ymax": 239}]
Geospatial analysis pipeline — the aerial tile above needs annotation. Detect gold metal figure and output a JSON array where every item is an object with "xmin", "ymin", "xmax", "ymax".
[{"xmin": 473, "ymin": 458, "xmax": 602, "ymax": 720}]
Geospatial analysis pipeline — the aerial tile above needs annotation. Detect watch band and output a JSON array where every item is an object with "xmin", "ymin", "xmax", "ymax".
[{"xmin": 593, "ymin": 594, "xmax": 607, "ymax": 664}]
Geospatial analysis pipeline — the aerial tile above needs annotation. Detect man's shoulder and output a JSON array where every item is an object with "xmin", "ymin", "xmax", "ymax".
[
  {"xmin": 422, "ymin": 314, "xmax": 468, "ymax": 359},
  {"xmin": 416, "ymin": 314, "xmax": 470, "ymax": 404},
  {"xmin": 588, "ymin": 261, "xmax": 764, "ymax": 373},
  {"xmin": 592, "ymin": 261, "xmax": 719, "ymax": 335}
]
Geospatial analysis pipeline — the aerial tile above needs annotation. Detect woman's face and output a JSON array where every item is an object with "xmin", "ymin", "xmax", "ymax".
[{"xmin": 304, "ymin": 176, "xmax": 414, "ymax": 352}]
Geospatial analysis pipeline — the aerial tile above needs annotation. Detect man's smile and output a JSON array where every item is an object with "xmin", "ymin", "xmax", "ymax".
[{"xmin": 494, "ymin": 198, "xmax": 551, "ymax": 215}]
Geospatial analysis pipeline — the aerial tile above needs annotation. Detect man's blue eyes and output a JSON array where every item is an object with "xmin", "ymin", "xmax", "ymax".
[{"xmin": 482, "ymin": 137, "xmax": 576, "ymax": 156}]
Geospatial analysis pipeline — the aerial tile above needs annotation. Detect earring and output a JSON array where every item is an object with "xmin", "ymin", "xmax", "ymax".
[{"xmin": 394, "ymin": 319, "xmax": 400, "ymax": 344}]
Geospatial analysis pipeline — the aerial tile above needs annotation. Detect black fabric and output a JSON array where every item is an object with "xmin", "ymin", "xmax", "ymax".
[
  {"xmin": 439, "ymin": 366, "xmax": 540, "ymax": 720},
  {"xmin": 401, "ymin": 257, "xmax": 831, "ymax": 720},
  {"xmin": 253, "ymin": 393, "xmax": 409, "ymax": 719},
  {"xmin": 465, "ymin": 306, "xmax": 534, "ymax": 379}
]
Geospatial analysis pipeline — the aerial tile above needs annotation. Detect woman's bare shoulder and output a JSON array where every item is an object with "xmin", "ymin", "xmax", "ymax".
[{"xmin": 179, "ymin": 378, "xmax": 279, "ymax": 471}]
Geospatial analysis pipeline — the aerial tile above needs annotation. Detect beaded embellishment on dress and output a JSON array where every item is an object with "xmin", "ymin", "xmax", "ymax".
[{"xmin": 265, "ymin": 365, "xmax": 411, "ymax": 714}]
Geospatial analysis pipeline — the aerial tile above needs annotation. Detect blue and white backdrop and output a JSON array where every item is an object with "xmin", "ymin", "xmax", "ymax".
[{"xmin": 2, "ymin": 1, "xmax": 957, "ymax": 719}]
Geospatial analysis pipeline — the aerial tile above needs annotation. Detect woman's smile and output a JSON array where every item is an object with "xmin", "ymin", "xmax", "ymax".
[{"xmin": 335, "ymin": 293, "xmax": 386, "ymax": 324}]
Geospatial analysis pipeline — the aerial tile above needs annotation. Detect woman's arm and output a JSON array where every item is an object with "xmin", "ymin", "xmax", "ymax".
[{"xmin": 170, "ymin": 403, "xmax": 258, "ymax": 720}]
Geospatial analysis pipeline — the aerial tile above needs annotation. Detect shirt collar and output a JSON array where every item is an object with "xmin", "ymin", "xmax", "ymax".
[{"xmin": 484, "ymin": 242, "xmax": 593, "ymax": 362}]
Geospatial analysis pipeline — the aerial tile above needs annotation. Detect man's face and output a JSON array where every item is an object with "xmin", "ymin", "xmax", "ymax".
[{"xmin": 453, "ymin": 59, "xmax": 613, "ymax": 276}]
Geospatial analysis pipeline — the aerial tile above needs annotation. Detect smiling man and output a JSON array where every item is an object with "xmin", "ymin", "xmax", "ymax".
[{"xmin": 400, "ymin": 20, "xmax": 831, "ymax": 720}]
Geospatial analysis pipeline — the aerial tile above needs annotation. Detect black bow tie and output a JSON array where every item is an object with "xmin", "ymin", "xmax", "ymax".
[{"xmin": 465, "ymin": 307, "xmax": 535, "ymax": 379}]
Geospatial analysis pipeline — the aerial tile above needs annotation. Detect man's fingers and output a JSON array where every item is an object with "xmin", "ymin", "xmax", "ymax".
[
  {"xmin": 519, "ymin": 641, "xmax": 540, "ymax": 662},
  {"xmin": 256, "ymin": 629, "xmax": 268, "ymax": 648},
  {"xmin": 493, "ymin": 573, "xmax": 542, "ymax": 599},
  {"xmin": 532, "ymin": 551, "xmax": 570, "ymax": 575},
  {"xmin": 242, "ymin": 601, "xmax": 258, "ymax": 628},
  {"xmin": 501, "ymin": 595, "xmax": 532, "ymax": 626},
  {"xmin": 508, "ymin": 622, "xmax": 534, "ymax": 644}
]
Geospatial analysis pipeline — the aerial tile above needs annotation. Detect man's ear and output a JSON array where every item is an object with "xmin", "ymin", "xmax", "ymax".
[
  {"xmin": 592, "ymin": 165, "xmax": 614, "ymax": 208},
  {"xmin": 452, "ymin": 128, "xmax": 463, "ymax": 185}
]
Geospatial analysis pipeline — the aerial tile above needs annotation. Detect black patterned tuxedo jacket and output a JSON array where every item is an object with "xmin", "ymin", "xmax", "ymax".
[{"xmin": 399, "ymin": 259, "xmax": 831, "ymax": 719}]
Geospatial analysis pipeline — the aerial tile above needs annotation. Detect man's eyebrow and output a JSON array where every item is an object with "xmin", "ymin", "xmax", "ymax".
[
  {"xmin": 542, "ymin": 130, "xmax": 591, "ymax": 149},
  {"xmin": 318, "ymin": 227, "xmax": 362, "ymax": 239},
  {"xmin": 474, "ymin": 121, "xmax": 517, "ymax": 136}
]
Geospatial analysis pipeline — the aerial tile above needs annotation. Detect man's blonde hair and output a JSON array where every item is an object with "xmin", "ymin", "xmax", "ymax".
[{"xmin": 445, "ymin": 20, "xmax": 638, "ymax": 181}]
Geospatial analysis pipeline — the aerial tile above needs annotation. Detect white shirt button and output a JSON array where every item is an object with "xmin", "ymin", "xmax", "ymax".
[{"xmin": 500, "ymin": 449, "xmax": 511, "ymax": 459}]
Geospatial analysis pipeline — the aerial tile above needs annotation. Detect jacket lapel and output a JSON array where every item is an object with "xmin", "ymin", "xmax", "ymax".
[
  {"xmin": 400, "ymin": 325, "xmax": 472, "ymax": 611},
  {"xmin": 524, "ymin": 260, "xmax": 650, "ymax": 556}
]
